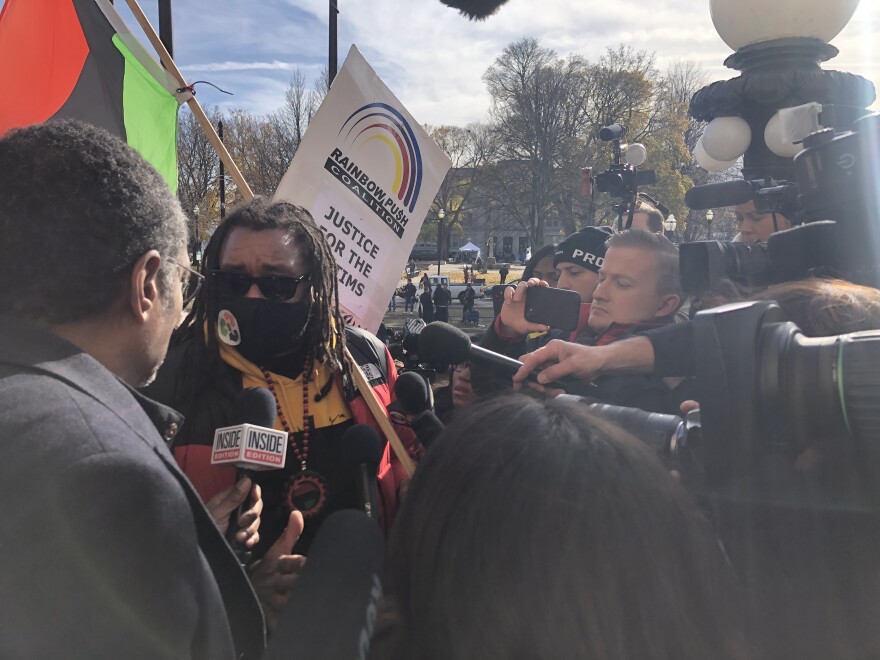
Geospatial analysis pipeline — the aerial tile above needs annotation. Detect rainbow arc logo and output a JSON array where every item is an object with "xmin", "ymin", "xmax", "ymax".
[{"xmin": 338, "ymin": 103, "xmax": 423, "ymax": 213}]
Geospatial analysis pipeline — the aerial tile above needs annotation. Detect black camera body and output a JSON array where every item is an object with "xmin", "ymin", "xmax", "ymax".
[
  {"xmin": 679, "ymin": 221, "xmax": 842, "ymax": 296},
  {"xmin": 682, "ymin": 113, "xmax": 880, "ymax": 293},
  {"xmin": 593, "ymin": 165, "xmax": 657, "ymax": 200},
  {"xmin": 591, "ymin": 123, "xmax": 657, "ymax": 205}
]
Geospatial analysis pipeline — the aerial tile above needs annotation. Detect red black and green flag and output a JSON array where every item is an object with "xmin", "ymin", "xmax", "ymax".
[{"xmin": 0, "ymin": 0, "xmax": 181, "ymax": 191}]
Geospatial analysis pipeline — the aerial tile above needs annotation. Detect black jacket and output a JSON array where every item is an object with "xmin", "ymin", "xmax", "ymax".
[
  {"xmin": 433, "ymin": 287, "xmax": 452, "ymax": 308},
  {"xmin": 0, "ymin": 315, "xmax": 264, "ymax": 660}
]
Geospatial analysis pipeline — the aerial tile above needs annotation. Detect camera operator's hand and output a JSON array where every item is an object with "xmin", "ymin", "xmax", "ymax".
[
  {"xmin": 497, "ymin": 279, "xmax": 550, "ymax": 340},
  {"xmin": 514, "ymin": 336, "xmax": 656, "ymax": 386}
]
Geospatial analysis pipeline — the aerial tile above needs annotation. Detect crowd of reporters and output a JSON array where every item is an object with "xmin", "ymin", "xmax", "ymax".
[{"xmin": 4, "ymin": 117, "xmax": 880, "ymax": 660}]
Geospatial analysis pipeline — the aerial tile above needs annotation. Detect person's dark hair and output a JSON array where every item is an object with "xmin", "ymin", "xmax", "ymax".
[
  {"xmin": 752, "ymin": 278, "xmax": 880, "ymax": 337},
  {"xmin": 634, "ymin": 198, "xmax": 665, "ymax": 233},
  {"xmin": 606, "ymin": 229, "xmax": 680, "ymax": 297},
  {"xmin": 173, "ymin": 198, "xmax": 351, "ymax": 396},
  {"xmin": 386, "ymin": 395, "xmax": 747, "ymax": 660},
  {"xmin": 0, "ymin": 119, "xmax": 187, "ymax": 323},
  {"xmin": 522, "ymin": 243, "xmax": 556, "ymax": 280}
]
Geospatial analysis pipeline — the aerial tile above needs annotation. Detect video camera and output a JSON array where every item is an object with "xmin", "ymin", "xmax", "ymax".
[
  {"xmin": 691, "ymin": 301, "xmax": 877, "ymax": 475},
  {"xmin": 587, "ymin": 124, "xmax": 657, "ymax": 229},
  {"xmin": 681, "ymin": 110, "xmax": 880, "ymax": 294},
  {"xmin": 562, "ymin": 300, "xmax": 880, "ymax": 500}
]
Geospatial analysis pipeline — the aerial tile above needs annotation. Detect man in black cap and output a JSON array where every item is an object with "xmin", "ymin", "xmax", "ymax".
[
  {"xmin": 480, "ymin": 226, "xmax": 613, "ymax": 355},
  {"xmin": 552, "ymin": 226, "xmax": 614, "ymax": 304}
]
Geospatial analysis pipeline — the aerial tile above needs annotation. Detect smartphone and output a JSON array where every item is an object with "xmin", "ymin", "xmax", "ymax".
[{"xmin": 524, "ymin": 286, "xmax": 581, "ymax": 331}]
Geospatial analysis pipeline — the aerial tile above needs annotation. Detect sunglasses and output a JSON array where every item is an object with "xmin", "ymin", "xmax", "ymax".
[{"xmin": 211, "ymin": 270, "xmax": 310, "ymax": 302}]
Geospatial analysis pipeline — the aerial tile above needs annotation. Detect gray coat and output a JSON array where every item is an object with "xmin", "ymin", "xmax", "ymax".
[{"xmin": 0, "ymin": 315, "xmax": 264, "ymax": 660}]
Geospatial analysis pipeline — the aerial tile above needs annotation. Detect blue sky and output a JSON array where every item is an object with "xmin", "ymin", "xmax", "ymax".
[{"xmin": 3, "ymin": 0, "xmax": 878, "ymax": 126}]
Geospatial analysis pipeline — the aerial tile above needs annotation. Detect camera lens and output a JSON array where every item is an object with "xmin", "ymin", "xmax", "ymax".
[
  {"xmin": 680, "ymin": 241, "xmax": 771, "ymax": 296},
  {"xmin": 753, "ymin": 325, "xmax": 880, "ymax": 478}
]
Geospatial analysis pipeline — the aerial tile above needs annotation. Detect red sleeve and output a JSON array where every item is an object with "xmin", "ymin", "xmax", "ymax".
[
  {"xmin": 374, "ymin": 346, "xmax": 421, "ymax": 534},
  {"xmin": 172, "ymin": 445, "xmax": 237, "ymax": 504}
]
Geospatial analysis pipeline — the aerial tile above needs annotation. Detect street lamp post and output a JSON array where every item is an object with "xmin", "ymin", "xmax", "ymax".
[
  {"xmin": 706, "ymin": 209, "xmax": 714, "ymax": 239},
  {"xmin": 663, "ymin": 213, "xmax": 677, "ymax": 243},
  {"xmin": 436, "ymin": 208, "xmax": 446, "ymax": 276},
  {"xmin": 191, "ymin": 205, "xmax": 200, "ymax": 264}
]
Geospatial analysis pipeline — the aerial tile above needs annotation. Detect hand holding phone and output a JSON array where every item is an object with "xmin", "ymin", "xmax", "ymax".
[
  {"xmin": 524, "ymin": 286, "xmax": 581, "ymax": 331},
  {"xmin": 496, "ymin": 280, "xmax": 552, "ymax": 339}
]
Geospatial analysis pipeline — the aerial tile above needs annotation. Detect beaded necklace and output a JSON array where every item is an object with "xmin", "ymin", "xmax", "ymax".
[{"xmin": 260, "ymin": 361, "xmax": 328, "ymax": 518}]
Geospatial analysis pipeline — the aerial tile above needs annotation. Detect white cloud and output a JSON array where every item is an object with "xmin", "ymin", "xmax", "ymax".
[
  {"xmin": 181, "ymin": 60, "xmax": 306, "ymax": 72},
  {"xmin": 2, "ymin": 0, "xmax": 875, "ymax": 125}
]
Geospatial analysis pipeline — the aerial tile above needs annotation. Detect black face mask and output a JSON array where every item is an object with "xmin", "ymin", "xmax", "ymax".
[{"xmin": 215, "ymin": 296, "xmax": 312, "ymax": 367}]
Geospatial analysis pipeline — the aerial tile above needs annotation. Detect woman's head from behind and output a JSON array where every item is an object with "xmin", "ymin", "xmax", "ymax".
[
  {"xmin": 753, "ymin": 278, "xmax": 880, "ymax": 336},
  {"xmin": 387, "ymin": 395, "xmax": 745, "ymax": 660}
]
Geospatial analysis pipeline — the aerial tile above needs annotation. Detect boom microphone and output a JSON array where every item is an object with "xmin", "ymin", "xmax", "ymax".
[
  {"xmin": 393, "ymin": 372, "xmax": 446, "ymax": 449},
  {"xmin": 684, "ymin": 179, "xmax": 755, "ymax": 210},
  {"xmin": 263, "ymin": 510, "xmax": 384, "ymax": 660},
  {"xmin": 439, "ymin": 0, "xmax": 511, "ymax": 19},
  {"xmin": 341, "ymin": 425, "xmax": 382, "ymax": 521}
]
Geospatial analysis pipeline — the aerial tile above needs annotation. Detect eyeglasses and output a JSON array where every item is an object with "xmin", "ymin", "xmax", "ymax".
[
  {"xmin": 210, "ymin": 270, "xmax": 310, "ymax": 302},
  {"xmin": 169, "ymin": 257, "xmax": 205, "ymax": 306}
]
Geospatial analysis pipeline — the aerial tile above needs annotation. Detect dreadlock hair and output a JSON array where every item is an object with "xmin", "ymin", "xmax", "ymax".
[{"xmin": 172, "ymin": 198, "xmax": 352, "ymax": 404}]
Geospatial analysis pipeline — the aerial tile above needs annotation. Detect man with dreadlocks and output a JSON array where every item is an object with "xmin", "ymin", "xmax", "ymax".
[{"xmin": 146, "ymin": 199, "xmax": 416, "ymax": 562}]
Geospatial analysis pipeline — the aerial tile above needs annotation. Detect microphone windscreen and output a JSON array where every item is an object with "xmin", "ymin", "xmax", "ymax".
[
  {"xmin": 439, "ymin": 0, "xmax": 510, "ymax": 19},
  {"xmin": 232, "ymin": 387, "xmax": 277, "ymax": 428},
  {"xmin": 684, "ymin": 179, "xmax": 754, "ymax": 210},
  {"xmin": 418, "ymin": 321, "xmax": 470, "ymax": 366},
  {"xmin": 263, "ymin": 511, "xmax": 384, "ymax": 660},
  {"xmin": 394, "ymin": 372, "xmax": 431, "ymax": 415},
  {"xmin": 341, "ymin": 424, "xmax": 383, "ymax": 468}
]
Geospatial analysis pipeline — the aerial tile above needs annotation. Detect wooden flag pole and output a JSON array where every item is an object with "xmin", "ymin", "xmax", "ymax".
[
  {"xmin": 345, "ymin": 348, "xmax": 416, "ymax": 478},
  {"xmin": 123, "ymin": 0, "xmax": 254, "ymax": 201}
]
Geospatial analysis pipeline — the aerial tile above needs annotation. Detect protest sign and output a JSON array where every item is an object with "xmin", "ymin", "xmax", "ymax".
[{"xmin": 274, "ymin": 46, "xmax": 451, "ymax": 332}]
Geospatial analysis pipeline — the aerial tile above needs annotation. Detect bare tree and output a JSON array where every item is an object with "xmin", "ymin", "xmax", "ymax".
[
  {"xmin": 177, "ymin": 105, "xmax": 222, "ymax": 249},
  {"xmin": 310, "ymin": 66, "xmax": 331, "ymax": 114},
  {"xmin": 480, "ymin": 37, "xmax": 592, "ymax": 247}
]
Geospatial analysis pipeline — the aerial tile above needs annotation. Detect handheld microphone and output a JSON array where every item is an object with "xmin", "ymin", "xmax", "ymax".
[
  {"xmin": 684, "ymin": 179, "xmax": 755, "ymax": 210},
  {"xmin": 211, "ymin": 388, "xmax": 284, "ymax": 560},
  {"xmin": 417, "ymin": 322, "xmax": 573, "ymax": 390},
  {"xmin": 211, "ymin": 388, "xmax": 287, "ymax": 471},
  {"xmin": 341, "ymin": 425, "xmax": 382, "ymax": 521},
  {"xmin": 393, "ymin": 372, "xmax": 445, "ymax": 449},
  {"xmin": 418, "ymin": 322, "xmax": 526, "ymax": 378},
  {"xmin": 263, "ymin": 510, "xmax": 384, "ymax": 660}
]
